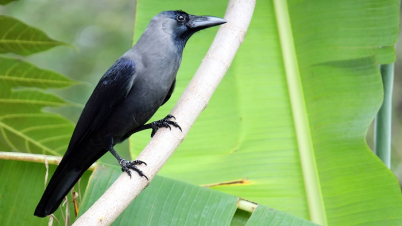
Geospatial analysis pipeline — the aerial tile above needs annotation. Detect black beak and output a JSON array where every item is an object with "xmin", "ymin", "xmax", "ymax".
[{"xmin": 187, "ymin": 15, "xmax": 226, "ymax": 30}]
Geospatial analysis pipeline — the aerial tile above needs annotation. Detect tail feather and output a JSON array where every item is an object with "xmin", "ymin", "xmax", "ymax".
[{"xmin": 34, "ymin": 145, "xmax": 106, "ymax": 217}]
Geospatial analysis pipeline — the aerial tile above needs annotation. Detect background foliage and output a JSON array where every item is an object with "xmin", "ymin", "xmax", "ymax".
[
  {"xmin": 130, "ymin": 0, "xmax": 402, "ymax": 225},
  {"xmin": 0, "ymin": 0, "xmax": 401, "ymax": 225}
]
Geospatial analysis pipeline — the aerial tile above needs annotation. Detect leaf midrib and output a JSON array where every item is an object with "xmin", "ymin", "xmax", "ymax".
[
  {"xmin": 0, "ymin": 120, "xmax": 60, "ymax": 155},
  {"xmin": 273, "ymin": 0, "xmax": 327, "ymax": 225},
  {"xmin": 0, "ymin": 75, "xmax": 74, "ymax": 86},
  {"xmin": 0, "ymin": 40, "xmax": 63, "ymax": 45}
]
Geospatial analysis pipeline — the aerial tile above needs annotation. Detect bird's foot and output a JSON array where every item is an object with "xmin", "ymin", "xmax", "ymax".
[
  {"xmin": 119, "ymin": 159, "xmax": 148, "ymax": 180},
  {"xmin": 150, "ymin": 114, "xmax": 182, "ymax": 137}
]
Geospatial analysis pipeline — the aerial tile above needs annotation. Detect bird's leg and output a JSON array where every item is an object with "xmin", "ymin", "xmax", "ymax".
[
  {"xmin": 122, "ymin": 114, "xmax": 182, "ymax": 139},
  {"xmin": 107, "ymin": 139, "xmax": 148, "ymax": 180}
]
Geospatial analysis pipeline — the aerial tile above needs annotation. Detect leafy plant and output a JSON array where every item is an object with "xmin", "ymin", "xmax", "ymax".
[
  {"xmin": 1, "ymin": 0, "xmax": 401, "ymax": 225},
  {"xmin": 0, "ymin": 4, "xmax": 86, "ymax": 225},
  {"xmin": 130, "ymin": 0, "xmax": 402, "ymax": 225},
  {"xmin": 79, "ymin": 164, "xmax": 317, "ymax": 226}
]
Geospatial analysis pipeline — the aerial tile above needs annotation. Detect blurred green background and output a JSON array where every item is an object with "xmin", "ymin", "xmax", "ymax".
[{"xmin": 1, "ymin": 0, "xmax": 401, "ymax": 185}]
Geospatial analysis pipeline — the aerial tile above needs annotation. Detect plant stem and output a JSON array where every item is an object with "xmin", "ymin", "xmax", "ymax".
[
  {"xmin": 374, "ymin": 63, "xmax": 394, "ymax": 168},
  {"xmin": 0, "ymin": 152, "xmax": 97, "ymax": 170}
]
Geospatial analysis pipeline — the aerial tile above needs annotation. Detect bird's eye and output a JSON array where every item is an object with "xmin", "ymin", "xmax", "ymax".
[{"xmin": 176, "ymin": 15, "xmax": 185, "ymax": 22}]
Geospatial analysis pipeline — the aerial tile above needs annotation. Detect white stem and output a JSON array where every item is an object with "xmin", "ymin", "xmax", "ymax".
[
  {"xmin": 73, "ymin": 1, "xmax": 255, "ymax": 225},
  {"xmin": 0, "ymin": 152, "xmax": 60, "ymax": 164},
  {"xmin": 0, "ymin": 152, "xmax": 97, "ymax": 170},
  {"xmin": 238, "ymin": 199, "xmax": 258, "ymax": 213}
]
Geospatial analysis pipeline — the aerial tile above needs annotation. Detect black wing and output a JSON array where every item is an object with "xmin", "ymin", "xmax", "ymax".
[
  {"xmin": 67, "ymin": 58, "xmax": 136, "ymax": 151},
  {"xmin": 161, "ymin": 79, "xmax": 176, "ymax": 106}
]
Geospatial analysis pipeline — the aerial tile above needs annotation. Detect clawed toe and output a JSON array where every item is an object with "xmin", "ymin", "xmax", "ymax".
[
  {"xmin": 150, "ymin": 114, "xmax": 182, "ymax": 137},
  {"xmin": 119, "ymin": 159, "xmax": 148, "ymax": 180}
]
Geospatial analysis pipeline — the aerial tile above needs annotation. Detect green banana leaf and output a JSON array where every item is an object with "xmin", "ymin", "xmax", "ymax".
[
  {"xmin": 0, "ymin": 0, "xmax": 401, "ymax": 225},
  {"xmin": 129, "ymin": 0, "xmax": 402, "ymax": 225},
  {"xmin": 246, "ymin": 205, "xmax": 318, "ymax": 226},
  {"xmin": 0, "ymin": 160, "xmax": 91, "ymax": 225},
  {"xmin": 79, "ymin": 164, "xmax": 318, "ymax": 226}
]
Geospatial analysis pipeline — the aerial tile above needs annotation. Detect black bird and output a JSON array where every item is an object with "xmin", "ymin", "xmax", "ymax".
[{"xmin": 34, "ymin": 10, "xmax": 226, "ymax": 217}]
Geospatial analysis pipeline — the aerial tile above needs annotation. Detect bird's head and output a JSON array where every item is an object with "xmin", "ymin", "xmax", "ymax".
[{"xmin": 152, "ymin": 10, "xmax": 226, "ymax": 48}]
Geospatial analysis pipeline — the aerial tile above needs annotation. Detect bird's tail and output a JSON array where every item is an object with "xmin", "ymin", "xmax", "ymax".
[{"xmin": 34, "ymin": 143, "xmax": 106, "ymax": 217}]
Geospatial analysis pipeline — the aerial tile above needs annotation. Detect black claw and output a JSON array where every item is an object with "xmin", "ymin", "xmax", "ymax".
[
  {"xmin": 166, "ymin": 121, "xmax": 182, "ymax": 131},
  {"xmin": 149, "ymin": 114, "xmax": 182, "ymax": 137},
  {"xmin": 125, "ymin": 168, "xmax": 132, "ymax": 178},
  {"xmin": 119, "ymin": 159, "xmax": 148, "ymax": 180},
  {"xmin": 134, "ymin": 160, "xmax": 147, "ymax": 166},
  {"xmin": 166, "ymin": 114, "xmax": 175, "ymax": 120}
]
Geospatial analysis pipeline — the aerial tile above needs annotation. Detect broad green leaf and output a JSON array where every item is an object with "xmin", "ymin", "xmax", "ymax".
[
  {"xmin": 0, "ymin": 159, "xmax": 91, "ymax": 225},
  {"xmin": 79, "ymin": 164, "xmax": 316, "ymax": 225},
  {"xmin": 246, "ymin": 205, "xmax": 318, "ymax": 226},
  {"xmin": 80, "ymin": 164, "xmax": 238, "ymax": 225},
  {"xmin": 0, "ymin": 15, "xmax": 66, "ymax": 56},
  {"xmin": 0, "ymin": 57, "xmax": 76, "ymax": 155},
  {"xmin": 130, "ymin": 0, "xmax": 402, "ymax": 225}
]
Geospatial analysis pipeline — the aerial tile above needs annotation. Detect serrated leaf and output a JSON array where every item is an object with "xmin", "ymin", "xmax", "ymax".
[
  {"xmin": 0, "ymin": 57, "xmax": 76, "ymax": 155},
  {"xmin": 0, "ymin": 15, "xmax": 67, "ymax": 56}
]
